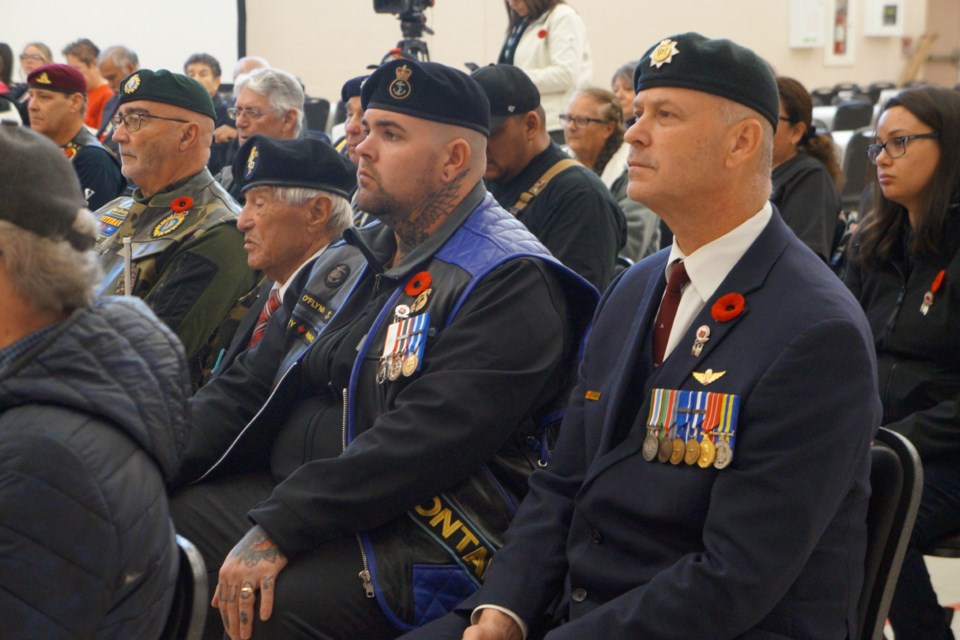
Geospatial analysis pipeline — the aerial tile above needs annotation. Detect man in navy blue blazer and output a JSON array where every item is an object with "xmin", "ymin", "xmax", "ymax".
[{"xmin": 402, "ymin": 33, "xmax": 881, "ymax": 640}]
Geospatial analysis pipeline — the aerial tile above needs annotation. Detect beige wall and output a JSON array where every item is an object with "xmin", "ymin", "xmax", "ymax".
[
  {"xmin": 247, "ymin": 0, "xmax": 929, "ymax": 105},
  {"xmin": 924, "ymin": 0, "xmax": 960, "ymax": 86}
]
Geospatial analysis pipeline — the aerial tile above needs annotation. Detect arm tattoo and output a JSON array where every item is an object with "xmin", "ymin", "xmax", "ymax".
[
  {"xmin": 393, "ymin": 170, "xmax": 468, "ymax": 264},
  {"xmin": 232, "ymin": 532, "xmax": 284, "ymax": 568}
]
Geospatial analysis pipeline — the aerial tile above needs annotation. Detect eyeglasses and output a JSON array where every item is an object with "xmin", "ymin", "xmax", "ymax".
[
  {"xmin": 559, "ymin": 114, "xmax": 605, "ymax": 129},
  {"xmin": 866, "ymin": 132, "xmax": 939, "ymax": 165},
  {"xmin": 112, "ymin": 112, "xmax": 189, "ymax": 133},
  {"xmin": 227, "ymin": 107, "xmax": 271, "ymax": 120},
  {"xmin": 20, "ymin": 53, "xmax": 46, "ymax": 62}
]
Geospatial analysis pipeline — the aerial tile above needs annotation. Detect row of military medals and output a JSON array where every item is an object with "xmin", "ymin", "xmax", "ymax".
[
  {"xmin": 377, "ymin": 304, "xmax": 430, "ymax": 384},
  {"xmin": 641, "ymin": 388, "xmax": 739, "ymax": 469}
]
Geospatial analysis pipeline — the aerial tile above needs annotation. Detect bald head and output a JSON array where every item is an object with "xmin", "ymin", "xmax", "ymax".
[{"xmin": 233, "ymin": 56, "xmax": 269, "ymax": 81}]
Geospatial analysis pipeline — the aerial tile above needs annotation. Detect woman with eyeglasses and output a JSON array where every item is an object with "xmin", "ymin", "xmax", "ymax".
[
  {"xmin": 771, "ymin": 77, "xmax": 844, "ymax": 262},
  {"xmin": 562, "ymin": 87, "xmax": 658, "ymax": 262},
  {"xmin": 500, "ymin": 0, "xmax": 592, "ymax": 144},
  {"xmin": 846, "ymin": 85, "xmax": 960, "ymax": 640},
  {"xmin": 6, "ymin": 42, "xmax": 52, "ymax": 122}
]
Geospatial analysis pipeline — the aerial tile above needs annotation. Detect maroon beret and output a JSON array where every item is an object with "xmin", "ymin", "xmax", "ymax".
[{"xmin": 28, "ymin": 63, "xmax": 87, "ymax": 95}]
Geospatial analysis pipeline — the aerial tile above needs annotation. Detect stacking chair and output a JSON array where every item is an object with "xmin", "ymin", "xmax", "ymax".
[
  {"xmin": 159, "ymin": 535, "xmax": 208, "ymax": 640},
  {"xmin": 304, "ymin": 97, "xmax": 331, "ymax": 133},
  {"xmin": 833, "ymin": 100, "xmax": 874, "ymax": 131},
  {"xmin": 865, "ymin": 82, "xmax": 897, "ymax": 105},
  {"xmin": 811, "ymin": 86, "xmax": 837, "ymax": 106},
  {"xmin": 840, "ymin": 126, "xmax": 873, "ymax": 211},
  {"xmin": 856, "ymin": 428, "xmax": 923, "ymax": 640}
]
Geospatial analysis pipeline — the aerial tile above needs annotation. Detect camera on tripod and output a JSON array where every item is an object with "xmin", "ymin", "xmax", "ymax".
[{"xmin": 373, "ymin": 0, "xmax": 434, "ymax": 61}]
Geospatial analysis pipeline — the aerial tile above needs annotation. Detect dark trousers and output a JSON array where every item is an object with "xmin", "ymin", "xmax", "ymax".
[
  {"xmin": 170, "ymin": 473, "xmax": 400, "ymax": 640},
  {"xmin": 888, "ymin": 457, "xmax": 960, "ymax": 640}
]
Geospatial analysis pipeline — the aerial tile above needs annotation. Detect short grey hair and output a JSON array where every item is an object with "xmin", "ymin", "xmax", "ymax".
[
  {"xmin": 718, "ymin": 98, "xmax": 774, "ymax": 197},
  {"xmin": 235, "ymin": 67, "xmax": 305, "ymax": 137},
  {"xmin": 0, "ymin": 212, "xmax": 102, "ymax": 314},
  {"xmin": 97, "ymin": 45, "xmax": 138, "ymax": 69},
  {"xmin": 274, "ymin": 187, "xmax": 353, "ymax": 236}
]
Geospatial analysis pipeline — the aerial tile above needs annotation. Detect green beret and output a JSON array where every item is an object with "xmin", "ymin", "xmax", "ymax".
[
  {"xmin": 362, "ymin": 58, "xmax": 490, "ymax": 136},
  {"xmin": 634, "ymin": 33, "xmax": 780, "ymax": 129},
  {"xmin": 116, "ymin": 69, "xmax": 216, "ymax": 121}
]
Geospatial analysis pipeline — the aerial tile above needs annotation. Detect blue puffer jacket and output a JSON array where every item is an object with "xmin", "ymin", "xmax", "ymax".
[{"xmin": 0, "ymin": 296, "xmax": 190, "ymax": 640}]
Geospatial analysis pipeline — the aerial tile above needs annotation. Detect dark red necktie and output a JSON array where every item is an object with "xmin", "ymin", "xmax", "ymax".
[
  {"xmin": 652, "ymin": 260, "xmax": 690, "ymax": 367},
  {"xmin": 248, "ymin": 288, "xmax": 282, "ymax": 349}
]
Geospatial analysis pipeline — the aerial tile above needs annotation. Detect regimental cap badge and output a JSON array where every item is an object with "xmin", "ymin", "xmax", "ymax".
[
  {"xmin": 650, "ymin": 39, "xmax": 680, "ymax": 69},
  {"xmin": 389, "ymin": 64, "xmax": 413, "ymax": 101},
  {"xmin": 123, "ymin": 73, "xmax": 141, "ymax": 94},
  {"xmin": 36, "ymin": 72, "xmax": 51, "ymax": 85},
  {"xmin": 246, "ymin": 145, "xmax": 259, "ymax": 179}
]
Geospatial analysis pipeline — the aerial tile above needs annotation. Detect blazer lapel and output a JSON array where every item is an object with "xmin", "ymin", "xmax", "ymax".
[{"xmin": 584, "ymin": 258, "xmax": 666, "ymax": 480}]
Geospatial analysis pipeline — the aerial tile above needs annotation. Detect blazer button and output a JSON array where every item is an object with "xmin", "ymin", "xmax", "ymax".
[
  {"xmin": 571, "ymin": 588, "xmax": 587, "ymax": 603},
  {"xmin": 590, "ymin": 529, "xmax": 603, "ymax": 543}
]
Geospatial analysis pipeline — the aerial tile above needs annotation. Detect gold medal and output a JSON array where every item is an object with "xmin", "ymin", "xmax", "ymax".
[
  {"xmin": 669, "ymin": 437, "xmax": 685, "ymax": 465},
  {"xmin": 714, "ymin": 440, "xmax": 733, "ymax": 469},
  {"xmin": 642, "ymin": 434, "xmax": 660, "ymax": 462},
  {"xmin": 684, "ymin": 438, "xmax": 701, "ymax": 465},
  {"xmin": 410, "ymin": 288, "xmax": 432, "ymax": 313},
  {"xmin": 657, "ymin": 437, "xmax": 673, "ymax": 463},
  {"xmin": 402, "ymin": 352, "xmax": 418, "ymax": 377},
  {"xmin": 697, "ymin": 438, "xmax": 716, "ymax": 468}
]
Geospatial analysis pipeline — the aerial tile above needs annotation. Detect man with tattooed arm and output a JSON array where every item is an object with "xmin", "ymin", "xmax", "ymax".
[{"xmin": 169, "ymin": 58, "xmax": 597, "ymax": 640}]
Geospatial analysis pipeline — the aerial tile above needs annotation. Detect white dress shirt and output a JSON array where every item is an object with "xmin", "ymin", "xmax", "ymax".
[{"xmin": 660, "ymin": 202, "xmax": 772, "ymax": 361}]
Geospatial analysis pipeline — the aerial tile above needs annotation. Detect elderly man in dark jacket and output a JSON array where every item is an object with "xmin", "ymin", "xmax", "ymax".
[{"xmin": 0, "ymin": 123, "xmax": 191, "ymax": 640}]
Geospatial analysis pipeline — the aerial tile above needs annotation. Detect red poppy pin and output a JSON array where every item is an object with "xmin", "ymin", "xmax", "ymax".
[
  {"xmin": 170, "ymin": 196, "xmax": 194, "ymax": 213},
  {"xmin": 920, "ymin": 269, "xmax": 946, "ymax": 315},
  {"xmin": 538, "ymin": 29, "xmax": 548, "ymax": 39},
  {"xmin": 405, "ymin": 271, "xmax": 432, "ymax": 297},
  {"xmin": 711, "ymin": 293, "xmax": 746, "ymax": 323}
]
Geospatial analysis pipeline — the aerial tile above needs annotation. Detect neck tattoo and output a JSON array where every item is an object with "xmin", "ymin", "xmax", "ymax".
[{"xmin": 392, "ymin": 170, "xmax": 468, "ymax": 265}]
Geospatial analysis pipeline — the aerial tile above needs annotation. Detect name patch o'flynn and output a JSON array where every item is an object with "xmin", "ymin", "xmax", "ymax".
[{"xmin": 410, "ymin": 494, "xmax": 498, "ymax": 585}]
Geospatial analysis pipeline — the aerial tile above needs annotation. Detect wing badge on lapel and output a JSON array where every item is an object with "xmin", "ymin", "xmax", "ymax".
[{"xmin": 692, "ymin": 368, "xmax": 726, "ymax": 386}]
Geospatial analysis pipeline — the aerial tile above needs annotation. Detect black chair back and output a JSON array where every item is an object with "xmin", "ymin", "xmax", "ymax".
[
  {"xmin": 841, "ymin": 126, "xmax": 874, "ymax": 211},
  {"xmin": 304, "ymin": 98, "xmax": 331, "ymax": 133},
  {"xmin": 856, "ymin": 428, "xmax": 923, "ymax": 640},
  {"xmin": 159, "ymin": 535, "xmax": 208, "ymax": 640},
  {"xmin": 833, "ymin": 100, "xmax": 874, "ymax": 131}
]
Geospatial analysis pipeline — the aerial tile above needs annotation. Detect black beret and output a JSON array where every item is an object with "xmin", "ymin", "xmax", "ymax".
[
  {"xmin": 116, "ymin": 69, "xmax": 216, "ymax": 121},
  {"xmin": 634, "ymin": 33, "xmax": 780, "ymax": 129},
  {"xmin": 361, "ymin": 58, "xmax": 490, "ymax": 136},
  {"xmin": 236, "ymin": 134, "xmax": 357, "ymax": 199},
  {"xmin": 0, "ymin": 123, "xmax": 93, "ymax": 251},
  {"xmin": 341, "ymin": 75, "xmax": 369, "ymax": 104},
  {"xmin": 471, "ymin": 64, "xmax": 540, "ymax": 130},
  {"xmin": 28, "ymin": 63, "xmax": 87, "ymax": 95}
]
